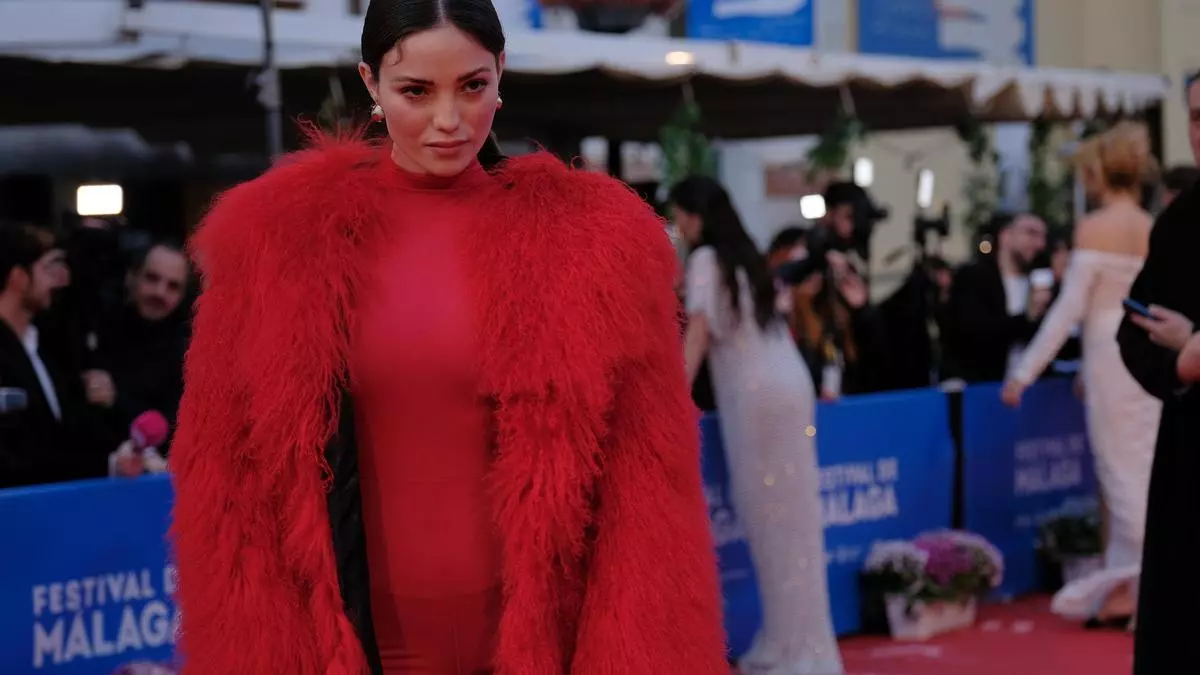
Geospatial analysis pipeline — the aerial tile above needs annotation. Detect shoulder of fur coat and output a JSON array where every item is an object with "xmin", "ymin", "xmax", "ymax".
[{"xmin": 191, "ymin": 132, "xmax": 679, "ymax": 362}]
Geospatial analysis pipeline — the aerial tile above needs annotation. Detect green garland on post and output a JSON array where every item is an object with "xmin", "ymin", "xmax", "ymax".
[
  {"xmin": 955, "ymin": 117, "xmax": 1001, "ymax": 240},
  {"xmin": 1027, "ymin": 118, "xmax": 1069, "ymax": 235},
  {"xmin": 659, "ymin": 101, "xmax": 717, "ymax": 188},
  {"xmin": 806, "ymin": 109, "xmax": 865, "ymax": 178}
]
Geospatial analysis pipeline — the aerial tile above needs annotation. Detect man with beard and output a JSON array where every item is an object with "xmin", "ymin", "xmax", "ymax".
[
  {"xmin": 83, "ymin": 241, "xmax": 191, "ymax": 472},
  {"xmin": 0, "ymin": 223, "xmax": 99, "ymax": 487},
  {"xmin": 945, "ymin": 213, "xmax": 1050, "ymax": 383}
]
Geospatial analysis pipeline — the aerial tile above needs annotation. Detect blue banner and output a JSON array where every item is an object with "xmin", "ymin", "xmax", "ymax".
[
  {"xmin": 686, "ymin": 0, "xmax": 814, "ymax": 46},
  {"xmin": 962, "ymin": 378, "xmax": 1098, "ymax": 597},
  {"xmin": 0, "ymin": 476, "xmax": 177, "ymax": 675},
  {"xmin": 701, "ymin": 388, "xmax": 955, "ymax": 654},
  {"xmin": 858, "ymin": 0, "xmax": 1034, "ymax": 65}
]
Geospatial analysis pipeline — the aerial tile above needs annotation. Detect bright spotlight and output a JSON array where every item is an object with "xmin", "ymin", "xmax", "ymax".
[
  {"xmin": 853, "ymin": 157, "xmax": 874, "ymax": 187},
  {"xmin": 665, "ymin": 50, "xmax": 695, "ymax": 66},
  {"xmin": 799, "ymin": 194, "xmax": 826, "ymax": 220},
  {"xmin": 76, "ymin": 184, "xmax": 124, "ymax": 217},
  {"xmin": 916, "ymin": 169, "xmax": 935, "ymax": 209}
]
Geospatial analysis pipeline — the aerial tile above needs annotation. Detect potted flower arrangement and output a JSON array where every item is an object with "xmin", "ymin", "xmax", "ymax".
[
  {"xmin": 861, "ymin": 530, "xmax": 1004, "ymax": 641},
  {"xmin": 1038, "ymin": 509, "xmax": 1103, "ymax": 587}
]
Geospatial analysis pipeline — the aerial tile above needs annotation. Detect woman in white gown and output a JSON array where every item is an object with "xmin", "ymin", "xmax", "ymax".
[
  {"xmin": 1001, "ymin": 122, "xmax": 1160, "ymax": 627},
  {"xmin": 672, "ymin": 176, "xmax": 843, "ymax": 675}
]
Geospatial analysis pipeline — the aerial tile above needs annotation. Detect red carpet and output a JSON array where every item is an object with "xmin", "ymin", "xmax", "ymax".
[{"xmin": 837, "ymin": 596, "xmax": 1132, "ymax": 675}]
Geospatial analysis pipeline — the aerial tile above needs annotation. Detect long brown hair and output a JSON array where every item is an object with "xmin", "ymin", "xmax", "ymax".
[{"xmin": 790, "ymin": 282, "xmax": 858, "ymax": 364}]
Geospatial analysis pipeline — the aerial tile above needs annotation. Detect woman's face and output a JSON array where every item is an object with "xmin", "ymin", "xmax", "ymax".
[
  {"xmin": 359, "ymin": 24, "xmax": 503, "ymax": 178},
  {"xmin": 671, "ymin": 204, "xmax": 703, "ymax": 246}
]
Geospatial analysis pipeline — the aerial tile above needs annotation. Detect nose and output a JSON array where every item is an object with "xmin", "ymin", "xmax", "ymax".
[{"xmin": 431, "ymin": 92, "xmax": 461, "ymax": 133}]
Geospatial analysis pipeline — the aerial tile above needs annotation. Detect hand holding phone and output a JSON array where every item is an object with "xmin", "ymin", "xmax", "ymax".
[{"xmin": 1126, "ymin": 300, "xmax": 1195, "ymax": 351}]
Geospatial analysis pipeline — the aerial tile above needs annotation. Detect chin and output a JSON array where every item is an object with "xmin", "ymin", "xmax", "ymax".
[{"xmin": 421, "ymin": 153, "xmax": 475, "ymax": 177}]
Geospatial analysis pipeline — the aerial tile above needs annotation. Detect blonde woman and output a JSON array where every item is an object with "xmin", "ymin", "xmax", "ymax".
[{"xmin": 1002, "ymin": 122, "xmax": 1161, "ymax": 628}]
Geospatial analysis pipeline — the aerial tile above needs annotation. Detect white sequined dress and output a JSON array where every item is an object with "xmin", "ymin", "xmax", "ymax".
[{"xmin": 686, "ymin": 246, "xmax": 844, "ymax": 675}]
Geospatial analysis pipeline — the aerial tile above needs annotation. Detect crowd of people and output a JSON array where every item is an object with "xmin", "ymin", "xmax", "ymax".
[
  {"xmin": 0, "ymin": 219, "xmax": 191, "ymax": 488},
  {"xmin": 5, "ymin": 0, "xmax": 1200, "ymax": 671},
  {"xmin": 676, "ymin": 80, "xmax": 1200, "ymax": 673}
]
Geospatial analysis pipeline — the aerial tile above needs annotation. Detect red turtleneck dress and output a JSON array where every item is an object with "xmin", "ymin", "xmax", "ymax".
[{"xmin": 352, "ymin": 160, "xmax": 502, "ymax": 675}]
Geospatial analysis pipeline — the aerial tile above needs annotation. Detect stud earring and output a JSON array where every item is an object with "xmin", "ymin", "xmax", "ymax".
[
  {"xmin": 497, "ymin": 96, "xmax": 504, "ymax": 109},
  {"xmin": 370, "ymin": 103, "xmax": 384, "ymax": 121}
]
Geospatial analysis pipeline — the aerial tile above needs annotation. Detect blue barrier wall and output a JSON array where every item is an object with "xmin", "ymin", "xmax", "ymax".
[
  {"xmin": 0, "ymin": 476, "xmax": 176, "ymax": 675},
  {"xmin": 961, "ymin": 378, "xmax": 1098, "ymax": 597},
  {"xmin": 702, "ymin": 388, "xmax": 956, "ymax": 655},
  {"xmin": 0, "ymin": 380, "xmax": 1094, "ymax": 671}
]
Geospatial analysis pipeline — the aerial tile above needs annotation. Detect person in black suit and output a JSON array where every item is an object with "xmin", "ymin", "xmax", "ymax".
[
  {"xmin": 944, "ymin": 213, "xmax": 1050, "ymax": 383},
  {"xmin": 1118, "ymin": 70, "xmax": 1200, "ymax": 674},
  {"xmin": 82, "ymin": 241, "xmax": 192, "ymax": 459},
  {"xmin": 0, "ymin": 223, "xmax": 101, "ymax": 489}
]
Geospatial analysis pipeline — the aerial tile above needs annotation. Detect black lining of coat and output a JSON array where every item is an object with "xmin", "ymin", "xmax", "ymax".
[{"xmin": 325, "ymin": 387, "xmax": 384, "ymax": 674}]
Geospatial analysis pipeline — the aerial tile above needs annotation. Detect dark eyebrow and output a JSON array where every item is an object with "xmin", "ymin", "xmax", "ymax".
[
  {"xmin": 457, "ymin": 67, "xmax": 489, "ymax": 81},
  {"xmin": 391, "ymin": 67, "xmax": 490, "ymax": 86}
]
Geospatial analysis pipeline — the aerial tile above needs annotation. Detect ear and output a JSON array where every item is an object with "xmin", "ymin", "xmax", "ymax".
[
  {"xmin": 5, "ymin": 266, "xmax": 29, "ymax": 295},
  {"xmin": 358, "ymin": 62, "xmax": 380, "ymax": 104}
]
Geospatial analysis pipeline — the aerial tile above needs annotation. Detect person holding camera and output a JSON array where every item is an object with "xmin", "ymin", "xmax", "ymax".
[{"xmin": 774, "ymin": 243, "xmax": 890, "ymax": 400}]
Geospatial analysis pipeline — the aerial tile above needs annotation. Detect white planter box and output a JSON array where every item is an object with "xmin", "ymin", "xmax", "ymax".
[
  {"xmin": 884, "ymin": 594, "xmax": 977, "ymax": 641},
  {"xmin": 1061, "ymin": 555, "xmax": 1104, "ymax": 585}
]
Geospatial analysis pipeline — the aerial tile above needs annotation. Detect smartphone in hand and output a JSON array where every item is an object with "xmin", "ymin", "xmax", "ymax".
[{"xmin": 1123, "ymin": 297, "xmax": 1155, "ymax": 319}]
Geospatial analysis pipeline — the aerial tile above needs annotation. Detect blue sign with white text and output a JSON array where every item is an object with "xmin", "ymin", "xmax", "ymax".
[
  {"xmin": 701, "ymin": 388, "xmax": 954, "ymax": 654},
  {"xmin": 962, "ymin": 379, "xmax": 1098, "ymax": 597},
  {"xmin": 858, "ymin": 0, "xmax": 1034, "ymax": 65},
  {"xmin": 0, "ymin": 476, "xmax": 177, "ymax": 675},
  {"xmin": 687, "ymin": 0, "xmax": 814, "ymax": 46}
]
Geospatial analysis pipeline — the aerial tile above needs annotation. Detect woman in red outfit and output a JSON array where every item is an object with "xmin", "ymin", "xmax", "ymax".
[{"xmin": 167, "ymin": 0, "xmax": 727, "ymax": 673}]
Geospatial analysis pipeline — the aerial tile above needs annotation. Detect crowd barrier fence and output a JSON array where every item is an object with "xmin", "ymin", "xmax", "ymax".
[{"xmin": 0, "ymin": 379, "xmax": 1096, "ymax": 672}]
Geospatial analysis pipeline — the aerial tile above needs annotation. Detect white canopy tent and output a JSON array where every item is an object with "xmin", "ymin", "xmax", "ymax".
[
  {"xmin": 0, "ymin": 0, "xmax": 1171, "ymax": 149},
  {"xmin": 4, "ymin": 0, "xmax": 1169, "ymax": 118}
]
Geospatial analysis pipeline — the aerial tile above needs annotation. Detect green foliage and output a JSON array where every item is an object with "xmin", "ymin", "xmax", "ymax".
[
  {"xmin": 1038, "ymin": 512, "xmax": 1103, "ymax": 559},
  {"xmin": 956, "ymin": 118, "xmax": 1001, "ymax": 239},
  {"xmin": 806, "ymin": 109, "xmax": 865, "ymax": 177},
  {"xmin": 1027, "ymin": 118, "xmax": 1069, "ymax": 235},
  {"xmin": 659, "ymin": 101, "xmax": 717, "ymax": 189},
  {"xmin": 1079, "ymin": 117, "xmax": 1111, "ymax": 140}
]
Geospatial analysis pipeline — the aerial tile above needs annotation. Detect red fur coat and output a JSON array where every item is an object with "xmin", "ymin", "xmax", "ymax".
[{"xmin": 168, "ymin": 135, "xmax": 728, "ymax": 675}]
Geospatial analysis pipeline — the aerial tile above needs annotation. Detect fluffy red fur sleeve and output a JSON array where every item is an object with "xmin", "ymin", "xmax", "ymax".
[
  {"xmin": 169, "ymin": 173, "xmax": 366, "ymax": 675},
  {"xmin": 569, "ymin": 190, "xmax": 729, "ymax": 674}
]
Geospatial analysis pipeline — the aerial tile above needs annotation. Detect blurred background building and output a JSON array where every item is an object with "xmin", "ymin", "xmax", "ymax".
[{"xmin": 0, "ymin": 0, "xmax": 1191, "ymax": 295}]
